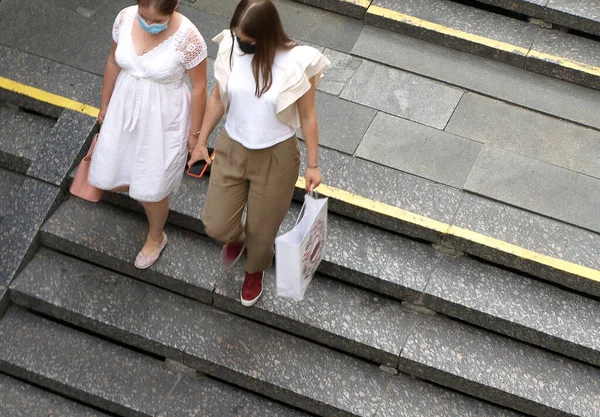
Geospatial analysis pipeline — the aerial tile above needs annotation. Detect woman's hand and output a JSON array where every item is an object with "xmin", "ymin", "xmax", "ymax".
[
  {"xmin": 98, "ymin": 107, "xmax": 107, "ymax": 125},
  {"xmin": 188, "ymin": 133, "xmax": 198, "ymax": 152},
  {"xmin": 305, "ymin": 166, "xmax": 322, "ymax": 192},
  {"xmin": 188, "ymin": 143, "xmax": 212, "ymax": 169}
]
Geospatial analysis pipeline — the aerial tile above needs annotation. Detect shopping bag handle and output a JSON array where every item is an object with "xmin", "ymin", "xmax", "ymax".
[{"xmin": 295, "ymin": 190, "xmax": 319, "ymax": 227}]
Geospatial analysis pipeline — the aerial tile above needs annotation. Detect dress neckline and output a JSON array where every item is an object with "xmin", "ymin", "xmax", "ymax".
[{"xmin": 128, "ymin": 6, "xmax": 186, "ymax": 58}]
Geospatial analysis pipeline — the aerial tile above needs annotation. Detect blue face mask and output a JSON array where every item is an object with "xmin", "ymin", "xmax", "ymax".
[{"xmin": 137, "ymin": 13, "xmax": 169, "ymax": 35}]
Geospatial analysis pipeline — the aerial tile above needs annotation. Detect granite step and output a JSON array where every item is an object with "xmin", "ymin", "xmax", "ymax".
[
  {"xmin": 0, "ymin": 306, "xmax": 311, "ymax": 417},
  {"xmin": 8, "ymin": 258, "xmax": 525, "ymax": 417},
  {"xmin": 0, "ymin": 167, "xmax": 25, "ymax": 223},
  {"xmin": 0, "ymin": 102, "xmax": 55, "ymax": 173},
  {"xmin": 78, "ymin": 174, "xmax": 600, "ymax": 369},
  {"xmin": 0, "ymin": 373, "xmax": 111, "ymax": 417},
  {"xmin": 38, "ymin": 200, "xmax": 423, "ymax": 368}
]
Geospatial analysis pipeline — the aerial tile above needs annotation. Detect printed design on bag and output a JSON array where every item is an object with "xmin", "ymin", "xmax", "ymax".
[{"xmin": 302, "ymin": 217, "xmax": 325, "ymax": 282}]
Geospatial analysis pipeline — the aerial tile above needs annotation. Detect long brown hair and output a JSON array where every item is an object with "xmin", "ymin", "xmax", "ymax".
[
  {"xmin": 230, "ymin": 0, "xmax": 296, "ymax": 97},
  {"xmin": 137, "ymin": 0, "xmax": 178, "ymax": 15}
]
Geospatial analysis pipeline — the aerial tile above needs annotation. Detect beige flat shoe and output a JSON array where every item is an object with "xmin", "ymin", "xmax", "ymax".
[{"xmin": 134, "ymin": 232, "xmax": 168, "ymax": 269}]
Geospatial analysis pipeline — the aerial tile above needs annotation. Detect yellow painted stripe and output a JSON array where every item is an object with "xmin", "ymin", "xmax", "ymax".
[
  {"xmin": 367, "ymin": 5, "xmax": 600, "ymax": 77},
  {"xmin": 0, "ymin": 76, "xmax": 99, "ymax": 118},
  {"xmin": 367, "ymin": 5, "xmax": 530, "ymax": 55},
  {"xmin": 2, "ymin": 76, "xmax": 599, "ymax": 284}
]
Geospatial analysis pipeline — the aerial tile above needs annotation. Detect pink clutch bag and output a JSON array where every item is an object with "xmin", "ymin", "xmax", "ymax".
[{"xmin": 70, "ymin": 134, "xmax": 104, "ymax": 203}]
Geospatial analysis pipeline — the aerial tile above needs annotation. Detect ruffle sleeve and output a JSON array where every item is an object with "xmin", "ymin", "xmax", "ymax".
[
  {"xmin": 212, "ymin": 29, "xmax": 234, "ymax": 110},
  {"xmin": 276, "ymin": 46, "xmax": 331, "ymax": 128}
]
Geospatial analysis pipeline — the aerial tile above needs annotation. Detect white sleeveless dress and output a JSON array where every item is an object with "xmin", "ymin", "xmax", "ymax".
[{"xmin": 89, "ymin": 6, "xmax": 207, "ymax": 202}]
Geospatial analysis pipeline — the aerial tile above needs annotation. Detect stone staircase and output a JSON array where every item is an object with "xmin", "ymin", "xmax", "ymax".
[
  {"xmin": 1, "ymin": 88, "xmax": 600, "ymax": 416},
  {"xmin": 294, "ymin": 0, "xmax": 600, "ymax": 90}
]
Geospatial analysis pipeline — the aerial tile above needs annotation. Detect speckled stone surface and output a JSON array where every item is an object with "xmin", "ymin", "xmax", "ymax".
[
  {"xmin": 0, "ymin": 374, "xmax": 110, "ymax": 417},
  {"xmin": 40, "ymin": 198, "xmax": 223, "ymax": 304},
  {"xmin": 445, "ymin": 193, "xmax": 600, "ymax": 297},
  {"xmin": 0, "ymin": 0, "xmax": 127, "ymax": 76},
  {"xmin": 340, "ymin": 60, "xmax": 464, "ymax": 129},
  {"xmin": 0, "ymin": 306, "xmax": 181, "ymax": 417},
  {"xmin": 157, "ymin": 375, "xmax": 311, "ymax": 417},
  {"xmin": 0, "ymin": 103, "xmax": 56, "ymax": 173},
  {"xmin": 10, "ymin": 248, "xmax": 215, "ymax": 361},
  {"xmin": 377, "ymin": 374, "xmax": 522, "ymax": 417},
  {"xmin": 215, "ymin": 263, "xmax": 420, "ymax": 367},
  {"xmin": 465, "ymin": 146, "xmax": 600, "ymax": 234},
  {"xmin": 400, "ymin": 315, "xmax": 600, "ymax": 417},
  {"xmin": 367, "ymin": 0, "xmax": 539, "ymax": 66},
  {"xmin": 28, "ymin": 109, "xmax": 97, "ymax": 187},
  {"xmin": 476, "ymin": 0, "xmax": 548, "ymax": 18},
  {"xmin": 318, "ymin": 49, "xmax": 363, "ymax": 96},
  {"xmin": 423, "ymin": 253, "xmax": 600, "ymax": 367},
  {"xmin": 284, "ymin": 0, "xmax": 370, "ymax": 20},
  {"xmin": 0, "ymin": 178, "xmax": 62, "ymax": 287},
  {"xmin": 544, "ymin": 0, "xmax": 600, "ymax": 36},
  {"xmin": 299, "ymin": 144, "xmax": 463, "ymax": 241},
  {"xmin": 356, "ymin": 112, "xmax": 482, "ymax": 188},
  {"xmin": 446, "ymin": 93, "xmax": 600, "ymax": 179},
  {"xmin": 0, "ymin": 45, "xmax": 103, "ymax": 108},
  {"xmin": 298, "ymin": 91, "xmax": 377, "ymax": 155},
  {"xmin": 0, "ymin": 288, "xmax": 8, "ymax": 319},
  {"xmin": 526, "ymin": 28, "xmax": 600, "ymax": 90},
  {"xmin": 351, "ymin": 25, "xmax": 600, "ymax": 131},
  {"xmin": 183, "ymin": 309, "xmax": 391, "ymax": 417},
  {"xmin": 0, "ymin": 168, "xmax": 25, "ymax": 223}
]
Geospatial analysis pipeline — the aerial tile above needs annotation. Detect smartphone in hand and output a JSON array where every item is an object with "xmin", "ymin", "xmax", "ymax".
[{"xmin": 187, "ymin": 148, "xmax": 215, "ymax": 179}]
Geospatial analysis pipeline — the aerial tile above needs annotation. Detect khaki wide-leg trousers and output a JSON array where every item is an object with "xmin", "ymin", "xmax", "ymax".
[{"xmin": 202, "ymin": 130, "xmax": 300, "ymax": 273}]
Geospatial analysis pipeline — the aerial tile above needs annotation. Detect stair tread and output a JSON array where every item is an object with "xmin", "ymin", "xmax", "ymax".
[
  {"xmin": 10, "ymin": 251, "xmax": 524, "ymax": 417},
  {"xmin": 0, "ymin": 306, "xmax": 309, "ymax": 417},
  {"xmin": 0, "ymin": 373, "xmax": 110, "ymax": 417}
]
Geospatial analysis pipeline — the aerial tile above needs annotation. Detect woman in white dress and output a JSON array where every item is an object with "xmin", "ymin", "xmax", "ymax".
[
  {"xmin": 188, "ymin": 0, "xmax": 329, "ymax": 307},
  {"xmin": 89, "ymin": 0, "xmax": 209, "ymax": 269}
]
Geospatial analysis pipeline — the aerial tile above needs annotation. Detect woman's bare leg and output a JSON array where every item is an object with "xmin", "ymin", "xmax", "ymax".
[{"xmin": 139, "ymin": 197, "xmax": 169, "ymax": 255}]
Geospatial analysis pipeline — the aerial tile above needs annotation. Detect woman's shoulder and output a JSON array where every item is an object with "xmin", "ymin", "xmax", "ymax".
[
  {"xmin": 278, "ymin": 44, "xmax": 326, "ymax": 71},
  {"xmin": 117, "ymin": 5, "xmax": 137, "ymax": 18}
]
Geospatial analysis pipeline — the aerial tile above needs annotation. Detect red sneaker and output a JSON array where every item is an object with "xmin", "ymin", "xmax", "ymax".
[
  {"xmin": 241, "ymin": 271, "xmax": 264, "ymax": 307},
  {"xmin": 221, "ymin": 240, "xmax": 245, "ymax": 269}
]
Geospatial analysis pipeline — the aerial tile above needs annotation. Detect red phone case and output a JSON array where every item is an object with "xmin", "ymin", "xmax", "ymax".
[{"xmin": 187, "ymin": 150, "xmax": 215, "ymax": 179}]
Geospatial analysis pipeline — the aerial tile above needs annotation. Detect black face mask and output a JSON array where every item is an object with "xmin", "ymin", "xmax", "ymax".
[{"xmin": 237, "ymin": 36, "xmax": 256, "ymax": 55}]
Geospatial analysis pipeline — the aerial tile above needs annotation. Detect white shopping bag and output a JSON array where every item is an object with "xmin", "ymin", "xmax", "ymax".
[{"xmin": 275, "ymin": 192, "xmax": 328, "ymax": 301}]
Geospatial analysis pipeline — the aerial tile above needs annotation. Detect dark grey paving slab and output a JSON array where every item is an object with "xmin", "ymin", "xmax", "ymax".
[
  {"xmin": 0, "ymin": 168, "xmax": 25, "ymax": 222},
  {"xmin": 40, "ymin": 198, "xmax": 223, "ymax": 304},
  {"xmin": 400, "ymin": 315, "xmax": 600, "ymax": 417},
  {"xmin": 446, "ymin": 93, "xmax": 600, "ymax": 179},
  {"xmin": 544, "ymin": 0, "xmax": 600, "ymax": 36},
  {"xmin": 377, "ymin": 374, "xmax": 522, "ymax": 417},
  {"xmin": 0, "ymin": 306, "xmax": 181, "ymax": 417},
  {"xmin": 0, "ymin": 45, "xmax": 103, "ymax": 110},
  {"xmin": 422, "ymin": 253, "xmax": 600, "ymax": 367},
  {"xmin": 54, "ymin": 0, "xmax": 110, "ymax": 17},
  {"xmin": 0, "ymin": 373, "xmax": 110, "ymax": 417},
  {"xmin": 215, "ymin": 261, "xmax": 420, "ymax": 367},
  {"xmin": 476, "ymin": 0, "xmax": 548, "ymax": 18},
  {"xmin": 297, "ymin": 91, "xmax": 377, "ymax": 155},
  {"xmin": 464, "ymin": 146, "xmax": 600, "ymax": 233},
  {"xmin": 10, "ymin": 248, "xmax": 209, "ymax": 362},
  {"xmin": 300, "ymin": 144, "xmax": 464, "ymax": 242},
  {"xmin": 367, "ymin": 0, "xmax": 539, "ymax": 66},
  {"xmin": 351, "ymin": 25, "xmax": 600, "ymax": 131},
  {"xmin": 0, "ymin": 178, "xmax": 62, "ymax": 287},
  {"xmin": 446, "ymin": 193, "xmax": 600, "ymax": 297},
  {"xmin": 180, "ymin": 4, "xmax": 230, "ymax": 59},
  {"xmin": 0, "ymin": 104, "xmax": 56, "ymax": 173},
  {"xmin": 158, "ymin": 374, "xmax": 310, "ymax": 417},
  {"xmin": 28, "ymin": 110, "xmax": 97, "ymax": 187},
  {"xmin": 184, "ymin": 308, "xmax": 391, "ymax": 417},
  {"xmin": 285, "ymin": 0, "xmax": 370, "ymax": 20},
  {"xmin": 526, "ymin": 28, "xmax": 600, "ymax": 90},
  {"xmin": 340, "ymin": 60, "xmax": 464, "ymax": 129},
  {"xmin": 0, "ymin": 0, "xmax": 128, "ymax": 76},
  {"xmin": 318, "ymin": 49, "xmax": 363, "ymax": 96},
  {"xmin": 356, "ymin": 112, "xmax": 482, "ymax": 187}
]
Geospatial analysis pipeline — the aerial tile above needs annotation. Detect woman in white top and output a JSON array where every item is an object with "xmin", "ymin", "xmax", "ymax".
[
  {"xmin": 89, "ymin": 0, "xmax": 208, "ymax": 269},
  {"xmin": 188, "ymin": 0, "xmax": 329, "ymax": 307}
]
